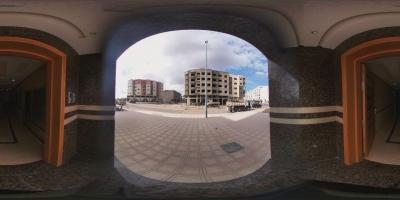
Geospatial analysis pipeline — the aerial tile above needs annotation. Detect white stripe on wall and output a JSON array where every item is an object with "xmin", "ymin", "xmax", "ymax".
[
  {"xmin": 64, "ymin": 114, "xmax": 78, "ymax": 125},
  {"xmin": 65, "ymin": 105, "xmax": 79, "ymax": 113},
  {"xmin": 64, "ymin": 105, "xmax": 116, "ymax": 113},
  {"xmin": 64, "ymin": 114, "xmax": 114, "ymax": 125},
  {"xmin": 270, "ymin": 116, "xmax": 343, "ymax": 124},
  {"xmin": 270, "ymin": 106, "xmax": 343, "ymax": 113}
]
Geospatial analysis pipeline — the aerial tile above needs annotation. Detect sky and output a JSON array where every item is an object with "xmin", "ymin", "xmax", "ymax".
[{"xmin": 116, "ymin": 30, "xmax": 268, "ymax": 98}]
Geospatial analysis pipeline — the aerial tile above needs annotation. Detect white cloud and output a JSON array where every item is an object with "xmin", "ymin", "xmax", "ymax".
[
  {"xmin": 255, "ymin": 71, "xmax": 268, "ymax": 76},
  {"xmin": 116, "ymin": 30, "xmax": 267, "ymax": 98}
]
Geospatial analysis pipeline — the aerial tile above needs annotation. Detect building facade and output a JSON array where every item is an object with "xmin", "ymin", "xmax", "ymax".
[
  {"xmin": 184, "ymin": 69, "xmax": 245, "ymax": 105},
  {"xmin": 162, "ymin": 90, "xmax": 181, "ymax": 103},
  {"xmin": 127, "ymin": 79, "xmax": 163, "ymax": 102},
  {"xmin": 245, "ymin": 86, "xmax": 269, "ymax": 104}
]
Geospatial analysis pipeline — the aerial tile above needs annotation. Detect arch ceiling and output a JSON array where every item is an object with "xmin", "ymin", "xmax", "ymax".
[{"xmin": 2, "ymin": 0, "xmax": 400, "ymax": 54}]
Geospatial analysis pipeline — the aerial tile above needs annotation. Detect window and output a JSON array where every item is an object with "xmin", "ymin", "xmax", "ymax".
[
  {"xmin": 202, "ymin": 78, "xmax": 205, "ymax": 80},
  {"xmin": 202, "ymin": 72, "xmax": 205, "ymax": 75},
  {"xmin": 234, "ymin": 78, "xmax": 237, "ymax": 80}
]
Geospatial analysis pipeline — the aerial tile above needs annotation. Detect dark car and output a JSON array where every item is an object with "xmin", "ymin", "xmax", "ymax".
[{"xmin": 252, "ymin": 103, "xmax": 262, "ymax": 108}]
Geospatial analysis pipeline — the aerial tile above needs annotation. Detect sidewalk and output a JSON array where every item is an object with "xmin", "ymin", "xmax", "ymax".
[
  {"xmin": 114, "ymin": 109, "xmax": 271, "ymax": 183},
  {"xmin": 133, "ymin": 107, "xmax": 269, "ymax": 121}
]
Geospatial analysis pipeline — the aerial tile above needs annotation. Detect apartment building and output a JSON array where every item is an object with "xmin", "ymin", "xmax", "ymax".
[
  {"xmin": 245, "ymin": 86, "xmax": 269, "ymax": 104},
  {"xmin": 162, "ymin": 90, "xmax": 182, "ymax": 103},
  {"xmin": 184, "ymin": 69, "xmax": 245, "ymax": 105},
  {"xmin": 127, "ymin": 79, "xmax": 163, "ymax": 102}
]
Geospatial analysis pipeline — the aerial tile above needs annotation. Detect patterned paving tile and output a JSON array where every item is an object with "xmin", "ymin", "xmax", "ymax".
[{"xmin": 114, "ymin": 109, "xmax": 270, "ymax": 183}]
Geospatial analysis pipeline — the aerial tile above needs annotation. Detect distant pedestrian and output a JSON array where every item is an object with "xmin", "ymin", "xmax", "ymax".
[{"xmin": 227, "ymin": 105, "xmax": 229, "ymax": 113}]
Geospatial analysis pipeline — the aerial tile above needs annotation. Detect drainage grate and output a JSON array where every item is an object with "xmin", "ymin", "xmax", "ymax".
[{"xmin": 220, "ymin": 142, "xmax": 244, "ymax": 154}]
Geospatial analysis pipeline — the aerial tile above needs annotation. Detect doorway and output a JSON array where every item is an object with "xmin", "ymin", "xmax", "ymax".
[
  {"xmin": 0, "ymin": 37, "xmax": 66, "ymax": 166},
  {"xmin": 342, "ymin": 37, "xmax": 400, "ymax": 165}
]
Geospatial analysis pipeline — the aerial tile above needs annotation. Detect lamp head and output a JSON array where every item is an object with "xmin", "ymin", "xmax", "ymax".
[{"xmin": 205, "ymin": 40, "xmax": 208, "ymax": 43}]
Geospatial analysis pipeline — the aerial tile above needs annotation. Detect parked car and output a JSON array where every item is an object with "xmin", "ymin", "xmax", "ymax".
[
  {"xmin": 252, "ymin": 103, "xmax": 262, "ymax": 108},
  {"xmin": 116, "ymin": 98, "xmax": 127, "ymax": 105}
]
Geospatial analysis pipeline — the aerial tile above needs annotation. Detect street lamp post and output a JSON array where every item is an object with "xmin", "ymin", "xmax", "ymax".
[{"xmin": 205, "ymin": 40, "xmax": 208, "ymax": 118}]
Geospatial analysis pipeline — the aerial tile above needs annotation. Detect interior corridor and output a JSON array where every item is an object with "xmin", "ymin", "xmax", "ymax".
[
  {"xmin": 0, "ymin": 108, "xmax": 43, "ymax": 165},
  {"xmin": 366, "ymin": 112, "xmax": 400, "ymax": 165}
]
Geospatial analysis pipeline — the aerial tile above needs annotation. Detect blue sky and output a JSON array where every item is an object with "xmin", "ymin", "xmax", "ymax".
[{"xmin": 116, "ymin": 30, "xmax": 268, "ymax": 98}]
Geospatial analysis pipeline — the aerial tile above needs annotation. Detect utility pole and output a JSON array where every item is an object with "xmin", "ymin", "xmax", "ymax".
[{"xmin": 205, "ymin": 40, "xmax": 208, "ymax": 118}]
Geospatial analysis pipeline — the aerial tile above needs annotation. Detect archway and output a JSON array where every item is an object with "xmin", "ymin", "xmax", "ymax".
[
  {"xmin": 342, "ymin": 37, "xmax": 400, "ymax": 165},
  {"xmin": 106, "ymin": 12, "xmax": 278, "ymax": 184},
  {"xmin": 0, "ymin": 37, "xmax": 66, "ymax": 166}
]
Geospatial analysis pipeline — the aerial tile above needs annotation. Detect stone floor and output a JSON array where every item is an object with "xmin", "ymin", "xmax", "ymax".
[
  {"xmin": 367, "ymin": 113, "xmax": 400, "ymax": 165},
  {"xmin": 114, "ymin": 108, "xmax": 270, "ymax": 183},
  {"xmin": 0, "ymin": 109, "xmax": 43, "ymax": 165}
]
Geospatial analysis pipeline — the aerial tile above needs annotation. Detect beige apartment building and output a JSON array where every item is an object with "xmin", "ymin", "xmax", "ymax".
[
  {"xmin": 162, "ymin": 90, "xmax": 182, "ymax": 103},
  {"xmin": 127, "ymin": 79, "xmax": 163, "ymax": 102},
  {"xmin": 184, "ymin": 69, "xmax": 245, "ymax": 105}
]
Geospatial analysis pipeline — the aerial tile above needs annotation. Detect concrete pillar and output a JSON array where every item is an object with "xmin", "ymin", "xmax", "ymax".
[{"xmin": 269, "ymin": 47, "xmax": 341, "ymax": 163}]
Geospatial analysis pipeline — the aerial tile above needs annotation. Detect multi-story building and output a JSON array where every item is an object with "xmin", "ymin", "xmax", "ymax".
[
  {"xmin": 162, "ymin": 90, "xmax": 182, "ymax": 103},
  {"xmin": 127, "ymin": 79, "xmax": 163, "ymax": 102},
  {"xmin": 245, "ymin": 86, "xmax": 269, "ymax": 104},
  {"xmin": 184, "ymin": 69, "xmax": 245, "ymax": 105}
]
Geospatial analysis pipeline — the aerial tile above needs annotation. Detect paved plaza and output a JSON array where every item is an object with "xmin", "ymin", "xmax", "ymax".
[{"xmin": 114, "ymin": 103, "xmax": 270, "ymax": 183}]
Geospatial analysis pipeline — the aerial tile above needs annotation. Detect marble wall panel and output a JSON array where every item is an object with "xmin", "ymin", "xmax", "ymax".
[
  {"xmin": 270, "ymin": 122, "xmax": 338, "ymax": 162},
  {"xmin": 270, "ymin": 123, "xmax": 302, "ymax": 161},
  {"xmin": 77, "ymin": 119, "xmax": 115, "ymax": 167},
  {"xmin": 336, "ymin": 122, "xmax": 344, "ymax": 161},
  {"xmin": 270, "ymin": 112, "xmax": 337, "ymax": 119},
  {"xmin": 269, "ymin": 47, "xmax": 337, "ymax": 108},
  {"xmin": 79, "ymin": 54, "xmax": 115, "ymax": 106},
  {"xmin": 300, "ymin": 122, "xmax": 337, "ymax": 161},
  {"xmin": 63, "ymin": 119, "xmax": 78, "ymax": 164}
]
